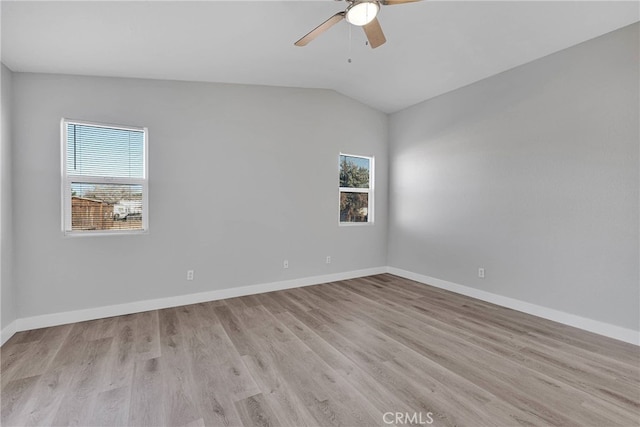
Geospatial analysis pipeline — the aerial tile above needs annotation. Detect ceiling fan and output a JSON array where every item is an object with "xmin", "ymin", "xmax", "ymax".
[{"xmin": 294, "ymin": 0, "xmax": 422, "ymax": 49}]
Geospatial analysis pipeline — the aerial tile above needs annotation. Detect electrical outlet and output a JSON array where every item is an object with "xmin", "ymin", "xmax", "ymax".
[
  {"xmin": 326, "ymin": 256, "xmax": 331, "ymax": 264},
  {"xmin": 283, "ymin": 259, "xmax": 289, "ymax": 269},
  {"xmin": 478, "ymin": 268, "xmax": 485, "ymax": 279},
  {"xmin": 187, "ymin": 270, "xmax": 194, "ymax": 281}
]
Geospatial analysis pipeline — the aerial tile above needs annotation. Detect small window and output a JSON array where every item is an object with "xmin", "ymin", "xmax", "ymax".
[
  {"xmin": 339, "ymin": 154, "xmax": 374, "ymax": 224},
  {"xmin": 61, "ymin": 119, "xmax": 148, "ymax": 235}
]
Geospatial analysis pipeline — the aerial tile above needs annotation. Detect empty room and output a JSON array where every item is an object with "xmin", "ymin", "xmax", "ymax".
[{"xmin": 1, "ymin": 1, "xmax": 638, "ymax": 426}]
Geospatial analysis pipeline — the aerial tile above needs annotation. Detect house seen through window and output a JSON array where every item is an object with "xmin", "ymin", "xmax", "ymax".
[
  {"xmin": 339, "ymin": 154, "xmax": 374, "ymax": 224},
  {"xmin": 61, "ymin": 119, "xmax": 148, "ymax": 234}
]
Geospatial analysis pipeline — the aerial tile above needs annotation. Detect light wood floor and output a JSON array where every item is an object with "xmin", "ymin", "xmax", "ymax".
[{"xmin": 2, "ymin": 274, "xmax": 639, "ymax": 426}]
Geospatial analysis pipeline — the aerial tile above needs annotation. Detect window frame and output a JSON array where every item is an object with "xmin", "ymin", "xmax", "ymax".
[
  {"xmin": 338, "ymin": 152, "xmax": 374, "ymax": 226},
  {"xmin": 60, "ymin": 118, "xmax": 149, "ymax": 236}
]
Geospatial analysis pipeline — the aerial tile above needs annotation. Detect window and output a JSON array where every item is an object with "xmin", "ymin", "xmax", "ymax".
[
  {"xmin": 61, "ymin": 119, "xmax": 148, "ymax": 235},
  {"xmin": 339, "ymin": 153, "xmax": 374, "ymax": 224}
]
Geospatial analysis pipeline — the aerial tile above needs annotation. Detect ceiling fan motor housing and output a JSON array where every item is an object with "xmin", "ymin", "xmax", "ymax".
[{"xmin": 345, "ymin": 1, "xmax": 380, "ymax": 26}]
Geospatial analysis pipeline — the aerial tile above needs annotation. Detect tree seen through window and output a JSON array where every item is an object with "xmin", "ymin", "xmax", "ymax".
[{"xmin": 339, "ymin": 154, "xmax": 373, "ymax": 223}]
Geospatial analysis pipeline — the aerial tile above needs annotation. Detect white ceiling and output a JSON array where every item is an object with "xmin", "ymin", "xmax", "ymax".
[{"xmin": 2, "ymin": 1, "xmax": 638, "ymax": 113}]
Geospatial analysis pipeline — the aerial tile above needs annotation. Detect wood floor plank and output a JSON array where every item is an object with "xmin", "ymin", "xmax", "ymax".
[
  {"xmin": 214, "ymin": 305, "xmax": 260, "ymax": 357},
  {"xmin": 90, "ymin": 385, "xmax": 131, "ymax": 426},
  {"xmin": 224, "ymin": 303, "xmax": 270, "ymax": 331},
  {"xmin": 274, "ymin": 310, "xmax": 422, "ymax": 422},
  {"xmin": 158, "ymin": 307, "xmax": 180, "ymax": 337},
  {"xmin": 51, "ymin": 337, "xmax": 114, "ymax": 426},
  {"xmin": 225, "ymin": 296, "xmax": 251, "ymax": 312},
  {"xmin": 1, "ymin": 342, "xmax": 34, "ymax": 388},
  {"xmin": 128, "ymin": 357, "xmax": 164, "ymax": 427},
  {"xmin": 241, "ymin": 352, "xmax": 319, "ymax": 427},
  {"xmin": 280, "ymin": 292, "xmax": 467, "ymax": 426},
  {"xmin": 11, "ymin": 328, "xmax": 48, "ymax": 345},
  {"xmin": 82, "ymin": 317, "xmax": 119, "ymax": 341},
  {"xmin": 134, "ymin": 310, "xmax": 161, "ymax": 361},
  {"xmin": 193, "ymin": 322, "xmax": 261, "ymax": 401},
  {"xmin": 234, "ymin": 301, "xmax": 381, "ymax": 426},
  {"xmin": 240, "ymin": 294, "xmax": 263, "ymax": 308},
  {"xmin": 46, "ymin": 321, "xmax": 93, "ymax": 372},
  {"xmin": 157, "ymin": 323, "xmax": 200, "ymax": 426},
  {"xmin": 252, "ymin": 292, "xmax": 288, "ymax": 315},
  {"xmin": 100, "ymin": 314, "xmax": 136, "ymax": 392},
  {"xmin": 180, "ymin": 418, "xmax": 206, "ymax": 427},
  {"xmin": 190, "ymin": 302, "xmax": 223, "ymax": 327},
  {"xmin": 1, "ymin": 274, "xmax": 638, "ymax": 426},
  {"xmin": 17, "ymin": 327, "xmax": 93, "ymax": 426},
  {"xmin": 181, "ymin": 327, "xmax": 243, "ymax": 427},
  {"xmin": 235, "ymin": 393, "xmax": 282, "ymax": 427},
  {"xmin": 245, "ymin": 320, "xmax": 380, "ymax": 427},
  {"xmin": 1, "ymin": 375, "xmax": 40, "ymax": 426}
]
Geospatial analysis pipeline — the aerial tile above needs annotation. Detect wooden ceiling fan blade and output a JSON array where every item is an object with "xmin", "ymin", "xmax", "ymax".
[
  {"xmin": 380, "ymin": 0, "xmax": 422, "ymax": 5},
  {"xmin": 294, "ymin": 12, "xmax": 345, "ymax": 46},
  {"xmin": 363, "ymin": 18, "xmax": 386, "ymax": 49}
]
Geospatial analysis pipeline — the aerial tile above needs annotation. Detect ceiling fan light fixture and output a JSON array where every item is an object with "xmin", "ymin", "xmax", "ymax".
[{"xmin": 345, "ymin": 1, "xmax": 380, "ymax": 26}]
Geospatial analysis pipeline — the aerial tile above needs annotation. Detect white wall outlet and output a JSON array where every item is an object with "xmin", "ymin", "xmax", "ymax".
[
  {"xmin": 283, "ymin": 259, "xmax": 289, "ymax": 269},
  {"xmin": 326, "ymin": 256, "xmax": 331, "ymax": 264},
  {"xmin": 187, "ymin": 270, "xmax": 194, "ymax": 281},
  {"xmin": 478, "ymin": 268, "xmax": 485, "ymax": 279}
]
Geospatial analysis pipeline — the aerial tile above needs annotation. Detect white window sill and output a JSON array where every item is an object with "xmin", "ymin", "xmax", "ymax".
[{"xmin": 63, "ymin": 229, "xmax": 149, "ymax": 237}]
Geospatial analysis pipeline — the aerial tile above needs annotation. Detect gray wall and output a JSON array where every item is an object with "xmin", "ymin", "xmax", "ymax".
[
  {"xmin": 389, "ymin": 23, "xmax": 639, "ymax": 330},
  {"xmin": 12, "ymin": 74, "xmax": 388, "ymax": 318},
  {"xmin": 1, "ymin": 63, "xmax": 15, "ymax": 329}
]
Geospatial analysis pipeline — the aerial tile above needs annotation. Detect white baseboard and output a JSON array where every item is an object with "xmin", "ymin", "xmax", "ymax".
[
  {"xmin": 387, "ymin": 267, "xmax": 640, "ymax": 346},
  {"xmin": 1, "ymin": 320, "xmax": 17, "ymax": 346},
  {"xmin": 7, "ymin": 267, "xmax": 386, "ymax": 342},
  {"xmin": 4, "ymin": 266, "xmax": 638, "ymax": 347}
]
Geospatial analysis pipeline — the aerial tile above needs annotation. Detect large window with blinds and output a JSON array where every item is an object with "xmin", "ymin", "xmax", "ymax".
[{"xmin": 61, "ymin": 119, "xmax": 148, "ymax": 235}]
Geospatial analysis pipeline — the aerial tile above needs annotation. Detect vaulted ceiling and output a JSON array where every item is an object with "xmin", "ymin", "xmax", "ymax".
[{"xmin": 2, "ymin": 1, "xmax": 638, "ymax": 113}]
